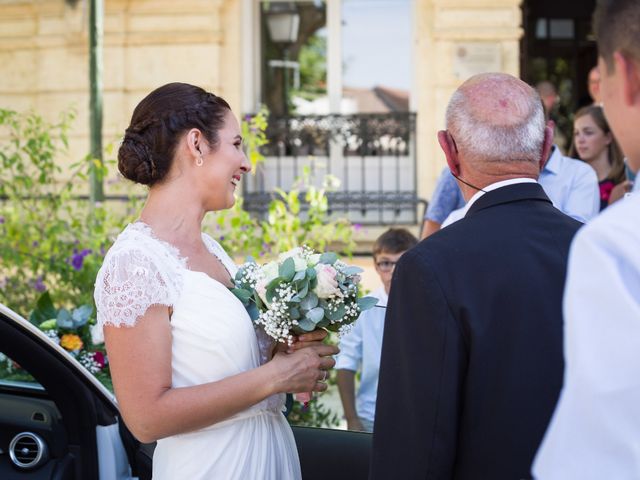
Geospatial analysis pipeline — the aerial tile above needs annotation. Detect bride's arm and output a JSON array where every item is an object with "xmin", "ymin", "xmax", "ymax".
[{"xmin": 105, "ymin": 305, "xmax": 336, "ymax": 443}]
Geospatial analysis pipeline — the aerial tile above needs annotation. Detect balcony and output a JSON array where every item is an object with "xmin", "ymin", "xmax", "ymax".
[{"xmin": 242, "ymin": 112, "xmax": 423, "ymax": 225}]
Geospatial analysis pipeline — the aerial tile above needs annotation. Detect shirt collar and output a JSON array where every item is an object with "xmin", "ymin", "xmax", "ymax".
[
  {"xmin": 543, "ymin": 145, "xmax": 562, "ymax": 175},
  {"xmin": 464, "ymin": 177, "xmax": 538, "ymax": 213}
]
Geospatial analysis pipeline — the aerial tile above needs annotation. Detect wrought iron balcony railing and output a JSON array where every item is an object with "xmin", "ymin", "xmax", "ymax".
[{"xmin": 243, "ymin": 112, "xmax": 424, "ymax": 225}]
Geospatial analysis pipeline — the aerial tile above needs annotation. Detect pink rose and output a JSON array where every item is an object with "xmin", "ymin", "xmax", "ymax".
[{"xmin": 314, "ymin": 264, "xmax": 340, "ymax": 299}]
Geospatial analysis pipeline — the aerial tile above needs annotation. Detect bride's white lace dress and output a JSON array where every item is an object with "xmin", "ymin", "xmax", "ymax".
[{"xmin": 94, "ymin": 222, "xmax": 301, "ymax": 479}]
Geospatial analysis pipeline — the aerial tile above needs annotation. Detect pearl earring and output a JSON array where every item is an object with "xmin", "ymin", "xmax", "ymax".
[{"xmin": 196, "ymin": 155, "xmax": 203, "ymax": 167}]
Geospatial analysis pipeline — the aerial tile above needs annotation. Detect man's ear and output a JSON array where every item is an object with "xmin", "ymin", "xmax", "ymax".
[
  {"xmin": 539, "ymin": 122, "xmax": 554, "ymax": 172},
  {"xmin": 614, "ymin": 51, "xmax": 640, "ymax": 107},
  {"xmin": 437, "ymin": 130, "xmax": 461, "ymax": 177}
]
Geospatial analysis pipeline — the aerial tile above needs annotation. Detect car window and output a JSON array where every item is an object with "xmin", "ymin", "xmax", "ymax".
[{"xmin": 0, "ymin": 351, "xmax": 40, "ymax": 387}]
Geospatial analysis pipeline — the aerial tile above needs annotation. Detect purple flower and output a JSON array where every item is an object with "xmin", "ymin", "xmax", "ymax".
[
  {"xmin": 353, "ymin": 223, "xmax": 363, "ymax": 231},
  {"xmin": 69, "ymin": 248, "xmax": 93, "ymax": 271},
  {"xmin": 33, "ymin": 276, "xmax": 46, "ymax": 293},
  {"xmin": 0, "ymin": 216, "xmax": 4, "ymax": 224},
  {"xmin": 220, "ymin": 235, "xmax": 225, "ymax": 241},
  {"xmin": 32, "ymin": 241, "xmax": 39, "ymax": 247}
]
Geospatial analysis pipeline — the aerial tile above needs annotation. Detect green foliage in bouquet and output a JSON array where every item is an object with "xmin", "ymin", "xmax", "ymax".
[{"xmin": 232, "ymin": 247, "xmax": 377, "ymax": 343}]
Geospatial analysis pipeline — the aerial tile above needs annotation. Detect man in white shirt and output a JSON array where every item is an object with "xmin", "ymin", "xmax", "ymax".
[
  {"xmin": 533, "ymin": 0, "xmax": 640, "ymax": 478},
  {"xmin": 441, "ymin": 144, "xmax": 599, "ymax": 228},
  {"xmin": 335, "ymin": 228, "xmax": 417, "ymax": 432}
]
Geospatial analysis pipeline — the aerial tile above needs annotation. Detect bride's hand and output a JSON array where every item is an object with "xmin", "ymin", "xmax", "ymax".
[
  {"xmin": 269, "ymin": 344, "xmax": 338, "ymax": 394},
  {"xmin": 287, "ymin": 329, "xmax": 334, "ymax": 353}
]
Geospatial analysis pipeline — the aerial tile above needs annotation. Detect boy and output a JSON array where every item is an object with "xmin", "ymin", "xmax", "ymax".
[{"xmin": 335, "ymin": 228, "xmax": 418, "ymax": 432}]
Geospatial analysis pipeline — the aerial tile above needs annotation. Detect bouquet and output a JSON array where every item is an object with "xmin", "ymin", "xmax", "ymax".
[{"xmin": 231, "ymin": 246, "xmax": 378, "ymax": 344}]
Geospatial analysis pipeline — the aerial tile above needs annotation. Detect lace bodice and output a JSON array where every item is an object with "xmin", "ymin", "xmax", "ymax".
[{"xmin": 94, "ymin": 222, "xmax": 236, "ymax": 329}]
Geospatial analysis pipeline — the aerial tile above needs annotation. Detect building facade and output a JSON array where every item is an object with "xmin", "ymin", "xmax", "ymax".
[{"xmin": 0, "ymin": 0, "xmax": 594, "ymax": 235}]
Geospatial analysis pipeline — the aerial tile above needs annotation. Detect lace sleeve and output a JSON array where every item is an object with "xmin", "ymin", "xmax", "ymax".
[{"xmin": 94, "ymin": 247, "xmax": 180, "ymax": 329}]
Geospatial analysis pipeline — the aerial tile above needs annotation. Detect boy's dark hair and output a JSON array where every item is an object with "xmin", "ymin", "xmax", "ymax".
[
  {"xmin": 593, "ymin": 0, "xmax": 640, "ymax": 72},
  {"xmin": 372, "ymin": 228, "xmax": 418, "ymax": 257}
]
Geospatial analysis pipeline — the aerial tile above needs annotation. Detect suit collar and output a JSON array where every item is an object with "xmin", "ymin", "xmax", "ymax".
[{"xmin": 465, "ymin": 182, "xmax": 552, "ymax": 218}]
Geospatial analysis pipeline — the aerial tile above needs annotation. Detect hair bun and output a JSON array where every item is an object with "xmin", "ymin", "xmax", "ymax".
[{"xmin": 118, "ymin": 131, "xmax": 156, "ymax": 185}]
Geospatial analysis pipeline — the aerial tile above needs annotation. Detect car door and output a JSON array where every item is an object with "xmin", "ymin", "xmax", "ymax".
[
  {"xmin": 0, "ymin": 303, "xmax": 152, "ymax": 480},
  {"xmin": 1, "ymin": 302, "xmax": 372, "ymax": 479}
]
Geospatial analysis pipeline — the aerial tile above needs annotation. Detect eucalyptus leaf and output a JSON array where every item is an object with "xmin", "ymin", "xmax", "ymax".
[
  {"xmin": 316, "ymin": 318, "xmax": 330, "ymax": 329},
  {"xmin": 307, "ymin": 307, "xmax": 325, "ymax": 323},
  {"xmin": 357, "ymin": 296, "xmax": 379, "ymax": 311},
  {"xmin": 279, "ymin": 257, "xmax": 295, "ymax": 281},
  {"xmin": 297, "ymin": 317, "xmax": 317, "ymax": 332},
  {"xmin": 306, "ymin": 267, "xmax": 317, "ymax": 280},
  {"xmin": 293, "ymin": 270, "xmax": 306, "ymax": 282},
  {"xmin": 300, "ymin": 292, "xmax": 318, "ymax": 310},
  {"xmin": 231, "ymin": 288, "xmax": 252, "ymax": 305},
  {"xmin": 297, "ymin": 282, "xmax": 309, "ymax": 299},
  {"xmin": 327, "ymin": 304, "xmax": 347, "ymax": 322},
  {"xmin": 319, "ymin": 252, "xmax": 338, "ymax": 265},
  {"xmin": 290, "ymin": 307, "xmax": 301, "ymax": 320},
  {"xmin": 341, "ymin": 266, "xmax": 363, "ymax": 276},
  {"xmin": 246, "ymin": 303, "xmax": 260, "ymax": 321}
]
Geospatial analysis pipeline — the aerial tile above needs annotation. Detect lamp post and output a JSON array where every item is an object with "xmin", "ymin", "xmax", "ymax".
[{"xmin": 265, "ymin": 3, "xmax": 300, "ymax": 117}]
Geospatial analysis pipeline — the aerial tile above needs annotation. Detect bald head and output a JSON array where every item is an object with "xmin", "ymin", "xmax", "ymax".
[{"xmin": 446, "ymin": 73, "xmax": 546, "ymax": 166}]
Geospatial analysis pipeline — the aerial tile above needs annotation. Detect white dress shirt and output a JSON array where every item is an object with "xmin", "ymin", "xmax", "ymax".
[
  {"xmin": 441, "ymin": 148, "xmax": 600, "ymax": 228},
  {"xmin": 441, "ymin": 178, "xmax": 537, "ymax": 227},
  {"xmin": 335, "ymin": 287, "xmax": 388, "ymax": 424},
  {"xmin": 533, "ymin": 191, "xmax": 640, "ymax": 479}
]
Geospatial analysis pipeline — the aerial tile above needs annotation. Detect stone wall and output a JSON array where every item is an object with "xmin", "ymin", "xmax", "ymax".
[{"xmin": 0, "ymin": 0, "xmax": 241, "ymax": 186}]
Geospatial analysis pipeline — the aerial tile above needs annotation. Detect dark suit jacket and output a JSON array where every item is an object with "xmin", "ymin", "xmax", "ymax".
[{"xmin": 370, "ymin": 183, "xmax": 581, "ymax": 480}]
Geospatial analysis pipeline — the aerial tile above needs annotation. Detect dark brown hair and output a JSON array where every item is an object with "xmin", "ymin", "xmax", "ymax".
[
  {"xmin": 118, "ymin": 82, "xmax": 231, "ymax": 186},
  {"xmin": 569, "ymin": 104, "xmax": 626, "ymax": 184},
  {"xmin": 373, "ymin": 228, "xmax": 418, "ymax": 257},
  {"xmin": 594, "ymin": 0, "xmax": 640, "ymax": 72}
]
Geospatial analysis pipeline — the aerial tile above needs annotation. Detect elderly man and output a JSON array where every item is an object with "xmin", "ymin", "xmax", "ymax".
[
  {"xmin": 534, "ymin": 0, "xmax": 640, "ymax": 478},
  {"xmin": 370, "ymin": 73, "xmax": 582, "ymax": 480}
]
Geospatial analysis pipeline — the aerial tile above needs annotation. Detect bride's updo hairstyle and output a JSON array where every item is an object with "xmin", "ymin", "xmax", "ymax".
[{"xmin": 118, "ymin": 82, "xmax": 231, "ymax": 186}]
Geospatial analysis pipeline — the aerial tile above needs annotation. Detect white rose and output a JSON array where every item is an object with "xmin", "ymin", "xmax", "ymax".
[
  {"xmin": 90, "ymin": 323, "xmax": 104, "ymax": 345},
  {"xmin": 314, "ymin": 264, "xmax": 341, "ymax": 299},
  {"xmin": 262, "ymin": 261, "xmax": 279, "ymax": 284},
  {"xmin": 279, "ymin": 248, "xmax": 307, "ymax": 272},
  {"xmin": 307, "ymin": 254, "xmax": 321, "ymax": 267}
]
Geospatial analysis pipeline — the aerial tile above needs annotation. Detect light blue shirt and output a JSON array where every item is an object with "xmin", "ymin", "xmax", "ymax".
[
  {"xmin": 538, "ymin": 146, "xmax": 600, "ymax": 223},
  {"xmin": 335, "ymin": 287, "xmax": 387, "ymax": 424},
  {"xmin": 442, "ymin": 146, "xmax": 600, "ymax": 227},
  {"xmin": 423, "ymin": 168, "xmax": 465, "ymax": 223}
]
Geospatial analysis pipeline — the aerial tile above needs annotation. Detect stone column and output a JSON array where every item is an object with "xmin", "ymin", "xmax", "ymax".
[{"xmin": 414, "ymin": 0, "xmax": 523, "ymax": 208}]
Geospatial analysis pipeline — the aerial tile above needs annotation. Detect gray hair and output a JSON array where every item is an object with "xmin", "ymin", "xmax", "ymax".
[{"xmin": 445, "ymin": 78, "xmax": 546, "ymax": 164}]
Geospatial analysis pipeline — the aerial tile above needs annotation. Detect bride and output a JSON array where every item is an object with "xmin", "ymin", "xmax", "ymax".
[{"xmin": 94, "ymin": 82, "xmax": 338, "ymax": 479}]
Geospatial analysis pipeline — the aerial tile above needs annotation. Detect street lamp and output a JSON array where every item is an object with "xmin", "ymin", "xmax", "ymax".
[{"xmin": 265, "ymin": 3, "xmax": 300, "ymax": 117}]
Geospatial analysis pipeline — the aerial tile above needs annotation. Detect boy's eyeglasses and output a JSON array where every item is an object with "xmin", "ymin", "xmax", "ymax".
[{"xmin": 375, "ymin": 260, "xmax": 397, "ymax": 272}]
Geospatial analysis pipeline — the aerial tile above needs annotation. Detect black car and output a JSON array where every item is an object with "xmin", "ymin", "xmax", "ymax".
[{"xmin": 0, "ymin": 303, "xmax": 371, "ymax": 479}]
